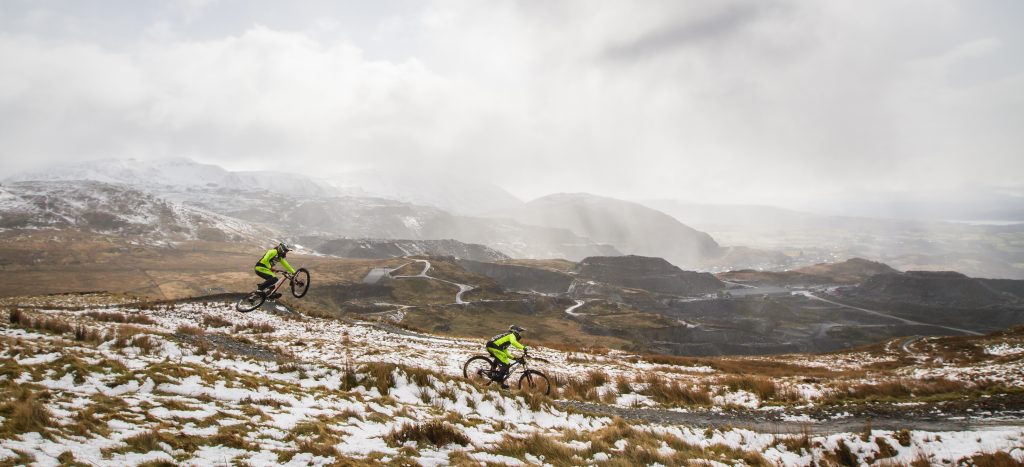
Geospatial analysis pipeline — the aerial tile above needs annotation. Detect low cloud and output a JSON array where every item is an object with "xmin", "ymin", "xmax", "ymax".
[{"xmin": 0, "ymin": 0, "xmax": 1021, "ymax": 209}]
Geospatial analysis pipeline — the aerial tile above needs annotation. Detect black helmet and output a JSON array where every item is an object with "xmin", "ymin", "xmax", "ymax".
[
  {"xmin": 276, "ymin": 242, "xmax": 292, "ymax": 254},
  {"xmin": 509, "ymin": 325, "xmax": 525, "ymax": 334}
]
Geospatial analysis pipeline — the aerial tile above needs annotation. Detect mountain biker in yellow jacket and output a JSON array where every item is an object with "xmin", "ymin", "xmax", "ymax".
[
  {"xmin": 255, "ymin": 242, "xmax": 295, "ymax": 299},
  {"xmin": 486, "ymin": 325, "xmax": 527, "ymax": 388}
]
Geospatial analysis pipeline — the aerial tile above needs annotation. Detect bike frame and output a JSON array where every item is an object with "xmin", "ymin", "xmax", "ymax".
[
  {"xmin": 496, "ymin": 355, "xmax": 528, "ymax": 379},
  {"xmin": 266, "ymin": 269, "xmax": 292, "ymax": 295}
]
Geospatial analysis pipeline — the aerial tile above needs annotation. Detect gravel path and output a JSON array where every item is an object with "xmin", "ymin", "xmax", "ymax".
[{"xmin": 558, "ymin": 393, "xmax": 1024, "ymax": 434}]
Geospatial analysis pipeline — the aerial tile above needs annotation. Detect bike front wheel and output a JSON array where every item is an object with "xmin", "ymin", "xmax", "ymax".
[
  {"xmin": 518, "ymin": 370, "xmax": 551, "ymax": 396},
  {"xmin": 291, "ymin": 268, "xmax": 311, "ymax": 298},
  {"xmin": 236, "ymin": 292, "xmax": 265, "ymax": 313},
  {"xmin": 463, "ymin": 356, "xmax": 496, "ymax": 386}
]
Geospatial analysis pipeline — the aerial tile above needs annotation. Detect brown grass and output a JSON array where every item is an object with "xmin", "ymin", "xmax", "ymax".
[
  {"xmin": 722, "ymin": 375, "xmax": 777, "ymax": 400},
  {"xmin": 963, "ymin": 452, "xmax": 1024, "ymax": 467},
  {"xmin": 1, "ymin": 388, "xmax": 53, "ymax": 436},
  {"xmin": 8, "ymin": 309, "xmax": 73, "ymax": 335},
  {"xmin": 641, "ymin": 374, "xmax": 712, "ymax": 406},
  {"xmin": 493, "ymin": 433, "xmax": 576, "ymax": 463},
  {"xmin": 84, "ymin": 311, "xmax": 156, "ymax": 326},
  {"xmin": 558, "ymin": 370, "xmax": 613, "ymax": 402},
  {"xmin": 635, "ymin": 353, "xmax": 860, "ymax": 379},
  {"xmin": 112, "ymin": 325, "xmax": 151, "ymax": 350},
  {"xmin": 384, "ymin": 420, "xmax": 469, "ymax": 447},
  {"xmin": 201, "ymin": 315, "xmax": 233, "ymax": 328},
  {"xmin": 74, "ymin": 325, "xmax": 109, "ymax": 344},
  {"xmin": 108, "ymin": 427, "xmax": 199, "ymax": 455},
  {"xmin": 234, "ymin": 321, "xmax": 276, "ymax": 334},
  {"xmin": 176, "ymin": 324, "xmax": 204, "ymax": 336},
  {"xmin": 831, "ymin": 378, "xmax": 968, "ymax": 402},
  {"xmin": 361, "ymin": 362, "xmax": 397, "ymax": 396}
]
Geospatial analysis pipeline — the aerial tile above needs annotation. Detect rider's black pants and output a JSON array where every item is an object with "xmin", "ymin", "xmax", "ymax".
[{"xmin": 256, "ymin": 269, "xmax": 277, "ymax": 290}]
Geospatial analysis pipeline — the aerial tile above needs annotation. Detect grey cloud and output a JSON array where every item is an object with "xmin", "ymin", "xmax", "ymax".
[{"xmin": 603, "ymin": 3, "xmax": 764, "ymax": 62}]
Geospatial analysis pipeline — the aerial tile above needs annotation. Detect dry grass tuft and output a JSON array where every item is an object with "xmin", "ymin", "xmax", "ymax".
[
  {"xmin": 175, "ymin": 324, "xmax": 204, "ymax": 336},
  {"xmin": 385, "ymin": 420, "xmax": 469, "ymax": 447},
  {"xmin": 8, "ymin": 308, "xmax": 23, "ymax": 325},
  {"xmin": 642, "ymin": 374, "xmax": 712, "ymax": 405},
  {"xmin": 201, "ymin": 315, "xmax": 233, "ymax": 328},
  {"xmin": 74, "ymin": 325, "xmax": 109, "ymax": 344},
  {"xmin": 234, "ymin": 321, "xmax": 276, "ymax": 334},
  {"xmin": 8, "ymin": 309, "xmax": 73, "ymax": 335},
  {"xmin": 1, "ymin": 387, "xmax": 53, "ymax": 436},
  {"xmin": 494, "ymin": 433, "xmax": 576, "ymax": 463},
  {"xmin": 112, "ymin": 325, "xmax": 152, "ymax": 350},
  {"xmin": 831, "ymin": 378, "xmax": 968, "ymax": 402},
  {"xmin": 964, "ymin": 451, "xmax": 1024, "ymax": 467},
  {"xmin": 361, "ymin": 362, "xmax": 398, "ymax": 396},
  {"xmin": 722, "ymin": 375, "xmax": 777, "ymax": 400},
  {"xmin": 84, "ymin": 311, "xmax": 156, "ymax": 326}
]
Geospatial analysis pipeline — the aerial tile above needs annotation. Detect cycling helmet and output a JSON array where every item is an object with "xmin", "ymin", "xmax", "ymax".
[
  {"xmin": 509, "ymin": 325, "xmax": 526, "ymax": 334},
  {"xmin": 275, "ymin": 242, "xmax": 292, "ymax": 254}
]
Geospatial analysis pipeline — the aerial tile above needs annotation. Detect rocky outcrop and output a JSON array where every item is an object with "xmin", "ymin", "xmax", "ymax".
[
  {"xmin": 846, "ymin": 271, "xmax": 1017, "ymax": 308},
  {"xmin": 794, "ymin": 258, "xmax": 899, "ymax": 284},
  {"xmin": 718, "ymin": 258, "xmax": 900, "ymax": 287},
  {"xmin": 456, "ymin": 260, "xmax": 575, "ymax": 294},
  {"xmin": 574, "ymin": 255, "xmax": 725, "ymax": 296}
]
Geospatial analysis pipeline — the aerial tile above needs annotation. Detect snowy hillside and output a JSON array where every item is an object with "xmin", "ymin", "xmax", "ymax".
[
  {"xmin": 0, "ymin": 180, "xmax": 268, "ymax": 242},
  {"xmin": 2, "ymin": 294, "xmax": 1022, "ymax": 466},
  {"xmin": 6, "ymin": 158, "xmax": 620, "ymax": 261}
]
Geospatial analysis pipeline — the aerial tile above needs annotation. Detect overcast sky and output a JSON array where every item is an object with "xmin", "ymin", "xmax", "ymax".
[{"xmin": 0, "ymin": 0, "xmax": 1021, "ymax": 210}]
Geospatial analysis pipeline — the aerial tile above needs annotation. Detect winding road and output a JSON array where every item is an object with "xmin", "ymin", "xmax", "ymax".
[
  {"xmin": 389, "ymin": 259, "xmax": 476, "ymax": 305},
  {"xmin": 796, "ymin": 291, "xmax": 983, "ymax": 336},
  {"xmin": 565, "ymin": 300, "xmax": 586, "ymax": 317}
]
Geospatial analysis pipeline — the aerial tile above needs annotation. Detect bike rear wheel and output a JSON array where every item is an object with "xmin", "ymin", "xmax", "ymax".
[
  {"xmin": 291, "ymin": 268, "xmax": 311, "ymax": 298},
  {"xmin": 235, "ymin": 292, "xmax": 265, "ymax": 313},
  {"xmin": 463, "ymin": 356, "xmax": 496, "ymax": 386},
  {"xmin": 518, "ymin": 370, "xmax": 551, "ymax": 396}
]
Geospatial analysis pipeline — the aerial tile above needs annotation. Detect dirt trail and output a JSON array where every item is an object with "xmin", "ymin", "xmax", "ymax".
[
  {"xmin": 558, "ymin": 395, "xmax": 1024, "ymax": 434},
  {"xmin": 390, "ymin": 259, "xmax": 476, "ymax": 305}
]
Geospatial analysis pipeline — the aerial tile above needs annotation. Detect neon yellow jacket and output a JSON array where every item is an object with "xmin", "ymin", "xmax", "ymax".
[
  {"xmin": 255, "ymin": 248, "xmax": 295, "ymax": 274},
  {"xmin": 487, "ymin": 331, "xmax": 525, "ymax": 351}
]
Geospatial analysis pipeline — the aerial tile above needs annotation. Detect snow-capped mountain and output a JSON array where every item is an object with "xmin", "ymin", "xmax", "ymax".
[
  {"xmin": 8, "ymin": 157, "xmax": 335, "ymax": 198},
  {"xmin": 5, "ymin": 158, "xmax": 632, "ymax": 260},
  {"xmin": 0, "ymin": 180, "xmax": 268, "ymax": 242}
]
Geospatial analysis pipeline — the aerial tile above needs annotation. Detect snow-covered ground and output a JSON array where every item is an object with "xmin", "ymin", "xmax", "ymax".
[{"xmin": 1, "ymin": 295, "xmax": 1023, "ymax": 466}]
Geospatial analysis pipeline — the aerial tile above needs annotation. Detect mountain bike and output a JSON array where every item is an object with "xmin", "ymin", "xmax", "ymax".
[
  {"xmin": 462, "ymin": 350, "xmax": 552, "ymax": 395},
  {"xmin": 235, "ymin": 268, "xmax": 310, "ymax": 313}
]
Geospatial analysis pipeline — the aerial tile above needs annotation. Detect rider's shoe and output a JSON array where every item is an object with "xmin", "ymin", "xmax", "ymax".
[{"xmin": 268, "ymin": 292, "xmax": 283, "ymax": 300}]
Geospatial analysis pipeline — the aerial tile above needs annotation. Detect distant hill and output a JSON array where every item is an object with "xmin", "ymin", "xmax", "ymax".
[
  {"xmin": 718, "ymin": 258, "xmax": 899, "ymax": 286},
  {"xmin": 574, "ymin": 255, "xmax": 725, "ymax": 296},
  {"xmin": 845, "ymin": 271, "xmax": 1019, "ymax": 308},
  {"xmin": 794, "ymin": 258, "xmax": 899, "ymax": 283},
  {"xmin": 7, "ymin": 158, "xmax": 618, "ymax": 261},
  {"xmin": 0, "ymin": 180, "xmax": 266, "ymax": 242},
  {"xmin": 495, "ymin": 193, "xmax": 722, "ymax": 268},
  {"xmin": 644, "ymin": 199, "xmax": 1024, "ymax": 280},
  {"xmin": 456, "ymin": 259, "xmax": 575, "ymax": 294},
  {"xmin": 301, "ymin": 238, "xmax": 509, "ymax": 262}
]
